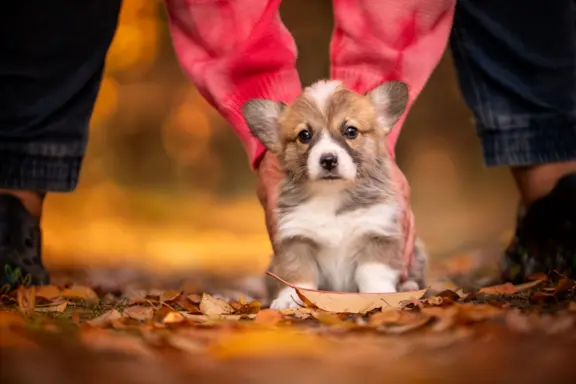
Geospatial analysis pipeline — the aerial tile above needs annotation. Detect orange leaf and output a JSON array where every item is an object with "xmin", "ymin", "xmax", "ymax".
[
  {"xmin": 35, "ymin": 285, "xmax": 60, "ymax": 300},
  {"xmin": 161, "ymin": 290, "xmax": 181, "ymax": 303},
  {"xmin": 479, "ymin": 279, "xmax": 545, "ymax": 295},
  {"xmin": 162, "ymin": 311, "xmax": 186, "ymax": 324},
  {"xmin": 123, "ymin": 306, "xmax": 153, "ymax": 322},
  {"xmin": 17, "ymin": 286, "xmax": 35, "ymax": 316},
  {"xmin": 254, "ymin": 309, "xmax": 283, "ymax": 326},
  {"xmin": 87, "ymin": 309, "xmax": 122, "ymax": 327},
  {"xmin": 61, "ymin": 286, "xmax": 98, "ymax": 302},
  {"xmin": 35, "ymin": 302, "xmax": 67, "ymax": 313},
  {"xmin": 267, "ymin": 272, "xmax": 427, "ymax": 314},
  {"xmin": 199, "ymin": 293, "xmax": 234, "ymax": 316}
]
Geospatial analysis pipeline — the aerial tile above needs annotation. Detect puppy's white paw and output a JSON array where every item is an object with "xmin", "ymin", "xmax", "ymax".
[
  {"xmin": 398, "ymin": 280, "xmax": 419, "ymax": 292},
  {"xmin": 269, "ymin": 287, "xmax": 304, "ymax": 309}
]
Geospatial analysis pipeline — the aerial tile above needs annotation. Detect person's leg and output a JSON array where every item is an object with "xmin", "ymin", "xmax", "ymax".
[
  {"xmin": 450, "ymin": 0, "xmax": 576, "ymax": 281},
  {"xmin": 0, "ymin": 0, "xmax": 122, "ymax": 291}
]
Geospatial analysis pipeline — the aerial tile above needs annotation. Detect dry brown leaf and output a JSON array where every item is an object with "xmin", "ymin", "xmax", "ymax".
[
  {"xmin": 426, "ymin": 296, "xmax": 444, "ymax": 306},
  {"xmin": 35, "ymin": 285, "xmax": 60, "ymax": 300},
  {"xmin": 17, "ymin": 286, "xmax": 35, "ymax": 316},
  {"xmin": 279, "ymin": 307, "xmax": 314, "ymax": 320},
  {"xmin": 254, "ymin": 309, "xmax": 283, "ymax": 325},
  {"xmin": 234, "ymin": 301, "xmax": 262, "ymax": 315},
  {"xmin": 163, "ymin": 311, "xmax": 186, "ymax": 324},
  {"xmin": 177, "ymin": 296, "xmax": 201, "ymax": 313},
  {"xmin": 529, "ymin": 291, "xmax": 557, "ymax": 305},
  {"xmin": 504, "ymin": 310, "xmax": 533, "ymax": 334},
  {"xmin": 368, "ymin": 309, "xmax": 402, "ymax": 327},
  {"xmin": 425, "ymin": 306, "xmax": 458, "ymax": 332},
  {"xmin": 161, "ymin": 290, "xmax": 181, "ymax": 303},
  {"xmin": 381, "ymin": 313, "xmax": 431, "ymax": 334},
  {"xmin": 313, "ymin": 312, "xmax": 343, "ymax": 326},
  {"xmin": 268, "ymin": 272, "xmax": 427, "ymax": 313},
  {"xmin": 458, "ymin": 303, "xmax": 503, "ymax": 322},
  {"xmin": 35, "ymin": 302, "xmax": 67, "ymax": 313},
  {"xmin": 87, "ymin": 309, "xmax": 122, "ymax": 327},
  {"xmin": 526, "ymin": 272, "xmax": 549, "ymax": 281},
  {"xmin": 61, "ymin": 286, "xmax": 98, "ymax": 302},
  {"xmin": 479, "ymin": 279, "xmax": 545, "ymax": 295},
  {"xmin": 187, "ymin": 293, "xmax": 202, "ymax": 304},
  {"xmin": 199, "ymin": 293, "xmax": 234, "ymax": 316},
  {"xmin": 554, "ymin": 278, "xmax": 575, "ymax": 295},
  {"xmin": 123, "ymin": 306, "xmax": 154, "ymax": 321}
]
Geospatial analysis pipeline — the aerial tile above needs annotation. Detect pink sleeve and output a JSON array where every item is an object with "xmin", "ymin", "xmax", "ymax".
[
  {"xmin": 330, "ymin": 0, "xmax": 456, "ymax": 158},
  {"xmin": 164, "ymin": 0, "xmax": 302, "ymax": 169}
]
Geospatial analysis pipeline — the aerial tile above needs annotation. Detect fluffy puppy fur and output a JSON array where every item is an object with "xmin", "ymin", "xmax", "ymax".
[{"xmin": 243, "ymin": 80, "xmax": 427, "ymax": 309}]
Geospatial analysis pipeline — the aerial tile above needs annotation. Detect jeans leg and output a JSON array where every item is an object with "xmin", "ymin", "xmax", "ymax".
[
  {"xmin": 0, "ymin": 0, "xmax": 122, "ymax": 191},
  {"xmin": 449, "ymin": 0, "xmax": 576, "ymax": 167}
]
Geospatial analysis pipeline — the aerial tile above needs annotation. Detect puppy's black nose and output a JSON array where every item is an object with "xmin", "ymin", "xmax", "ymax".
[{"xmin": 320, "ymin": 154, "xmax": 338, "ymax": 171}]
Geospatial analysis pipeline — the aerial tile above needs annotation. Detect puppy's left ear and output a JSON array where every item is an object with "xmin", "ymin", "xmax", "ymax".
[
  {"xmin": 365, "ymin": 80, "xmax": 409, "ymax": 134},
  {"xmin": 242, "ymin": 99, "xmax": 286, "ymax": 154}
]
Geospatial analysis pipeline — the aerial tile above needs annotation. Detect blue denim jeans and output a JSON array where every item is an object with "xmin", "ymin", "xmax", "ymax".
[
  {"xmin": 450, "ymin": 0, "xmax": 576, "ymax": 167},
  {"xmin": 0, "ymin": 0, "xmax": 574, "ymax": 192}
]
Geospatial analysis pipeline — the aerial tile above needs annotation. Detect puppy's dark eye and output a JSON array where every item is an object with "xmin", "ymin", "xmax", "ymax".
[
  {"xmin": 297, "ymin": 129, "xmax": 312, "ymax": 144},
  {"xmin": 344, "ymin": 126, "xmax": 358, "ymax": 139}
]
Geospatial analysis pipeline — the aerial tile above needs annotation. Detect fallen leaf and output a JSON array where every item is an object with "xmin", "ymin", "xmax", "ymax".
[
  {"xmin": 279, "ymin": 307, "xmax": 313, "ymax": 320},
  {"xmin": 163, "ymin": 311, "xmax": 186, "ymax": 324},
  {"xmin": 436, "ymin": 290, "xmax": 462, "ymax": 301},
  {"xmin": 426, "ymin": 296, "xmax": 444, "ymax": 306},
  {"xmin": 35, "ymin": 302, "xmax": 67, "ymax": 313},
  {"xmin": 554, "ymin": 278, "xmax": 575, "ymax": 295},
  {"xmin": 35, "ymin": 285, "xmax": 60, "ymax": 300},
  {"xmin": 529, "ymin": 292, "xmax": 557, "ymax": 305},
  {"xmin": 199, "ymin": 293, "xmax": 234, "ymax": 316},
  {"xmin": 526, "ymin": 272, "xmax": 549, "ymax": 281},
  {"xmin": 17, "ymin": 286, "xmax": 35, "ymax": 316},
  {"xmin": 187, "ymin": 293, "xmax": 202, "ymax": 304},
  {"xmin": 234, "ymin": 301, "xmax": 262, "ymax": 315},
  {"xmin": 87, "ymin": 309, "xmax": 122, "ymax": 327},
  {"xmin": 254, "ymin": 309, "xmax": 283, "ymax": 325},
  {"xmin": 423, "ymin": 306, "xmax": 458, "ymax": 332},
  {"xmin": 458, "ymin": 303, "xmax": 503, "ymax": 322},
  {"xmin": 381, "ymin": 313, "xmax": 431, "ymax": 334},
  {"xmin": 368, "ymin": 309, "xmax": 402, "ymax": 327},
  {"xmin": 61, "ymin": 286, "xmax": 98, "ymax": 302},
  {"xmin": 161, "ymin": 290, "xmax": 181, "ymax": 303},
  {"xmin": 268, "ymin": 272, "xmax": 427, "ymax": 313},
  {"xmin": 123, "ymin": 306, "xmax": 154, "ymax": 322},
  {"xmin": 313, "ymin": 312, "xmax": 343, "ymax": 326},
  {"xmin": 479, "ymin": 279, "xmax": 545, "ymax": 295},
  {"xmin": 177, "ymin": 296, "xmax": 201, "ymax": 313}
]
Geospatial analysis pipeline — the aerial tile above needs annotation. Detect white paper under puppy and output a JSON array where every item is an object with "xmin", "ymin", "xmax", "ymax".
[{"xmin": 242, "ymin": 80, "xmax": 426, "ymax": 310}]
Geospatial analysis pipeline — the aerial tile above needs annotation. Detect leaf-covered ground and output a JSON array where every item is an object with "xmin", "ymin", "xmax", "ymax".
[{"xmin": 2, "ymin": 253, "xmax": 576, "ymax": 383}]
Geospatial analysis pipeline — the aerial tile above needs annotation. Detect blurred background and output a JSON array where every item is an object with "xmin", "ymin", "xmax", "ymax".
[{"xmin": 43, "ymin": 0, "xmax": 519, "ymax": 277}]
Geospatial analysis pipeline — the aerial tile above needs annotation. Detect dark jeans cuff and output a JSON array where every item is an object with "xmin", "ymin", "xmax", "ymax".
[
  {"xmin": 479, "ymin": 117, "xmax": 576, "ymax": 167},
  {"xmin": 0, "ymin": 143, "xmax": 84, "ymax": 192}
]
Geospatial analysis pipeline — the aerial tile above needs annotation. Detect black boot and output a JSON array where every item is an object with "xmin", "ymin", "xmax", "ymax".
[
  {"xmin": 0, "ymin": 194, "xmax": 49, "ymax": 293},
  {"xmin": 502, "ymin": 173, "xmax": 576, "ymax": 283}
]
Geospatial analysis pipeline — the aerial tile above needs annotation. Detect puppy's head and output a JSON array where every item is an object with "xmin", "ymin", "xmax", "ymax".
[{"xmin": 243, "ymin": 80, "xmax": 408, "ymax": 182}]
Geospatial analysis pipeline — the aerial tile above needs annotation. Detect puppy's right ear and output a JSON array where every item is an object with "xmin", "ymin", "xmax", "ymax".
[{"xmin": 242, "ymin": 99, "xmax": 286, "ymax": 154}]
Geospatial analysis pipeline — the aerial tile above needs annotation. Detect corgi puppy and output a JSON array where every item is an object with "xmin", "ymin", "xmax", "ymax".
[{"xmin": 242, "ymin": 80, "xmax": 426, "ymax": 309}]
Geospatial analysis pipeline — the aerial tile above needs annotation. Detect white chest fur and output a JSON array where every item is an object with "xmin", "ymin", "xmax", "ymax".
[{"xmin": 277, "ymin": 187, "xmax": 400, "ymax": 291}]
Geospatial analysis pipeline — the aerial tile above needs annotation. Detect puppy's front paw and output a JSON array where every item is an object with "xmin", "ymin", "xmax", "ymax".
[
  {"xmin": 398, "ymin": 280, "xmax": 419, "ymax": 292},
  {"xmin": 269, "ymin": 287, "xmax": 304, "ymax": 309}
]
